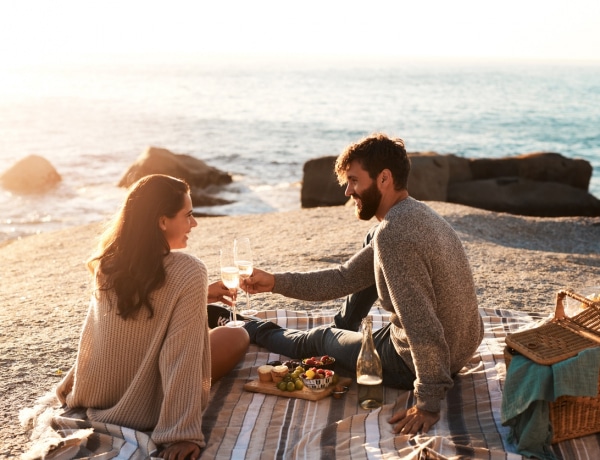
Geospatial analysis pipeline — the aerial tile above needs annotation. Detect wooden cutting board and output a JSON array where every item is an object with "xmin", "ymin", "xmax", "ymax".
[{"xmin": 243, "ymin": 376, "xmax": 352, "ymax": 401}]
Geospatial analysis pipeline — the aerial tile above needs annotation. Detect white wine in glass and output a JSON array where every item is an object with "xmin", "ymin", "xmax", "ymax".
[
  {"xmin": 220, "ymin": 247, "xmax": 244, "ymax": 327},
  {"xmin": 234, "ymin": 237, "xmax": 257, "ymax": 316}
]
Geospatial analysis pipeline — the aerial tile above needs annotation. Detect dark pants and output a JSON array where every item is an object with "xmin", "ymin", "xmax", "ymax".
[
  {"xmin": 244, "ymin": 226, "xmax": 416, "ymax": 390},
  {"xmin": 331, "ymin": 227, "xmax": 379, "ymax": 332}
]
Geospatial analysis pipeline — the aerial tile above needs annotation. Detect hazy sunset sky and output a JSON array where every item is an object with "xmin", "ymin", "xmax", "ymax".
[{"xmin": 1, "ymin": 0, "xmax": 599, "ymax": 64}]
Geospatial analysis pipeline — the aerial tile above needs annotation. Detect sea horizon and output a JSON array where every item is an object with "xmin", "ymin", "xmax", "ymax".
[{"xmin": 2, "ymin": 54, "xmax": 599, "ymax": 243}]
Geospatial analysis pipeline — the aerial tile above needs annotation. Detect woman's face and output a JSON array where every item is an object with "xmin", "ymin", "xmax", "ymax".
[{"xmin": 160, "ymin": 194, "xmax": 198, "ymax": 250}]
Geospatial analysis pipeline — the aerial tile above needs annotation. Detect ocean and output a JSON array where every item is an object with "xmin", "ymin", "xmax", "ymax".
[{"xmin": 1, "ymin": 55, "xmax": 599, "ymax": 243}]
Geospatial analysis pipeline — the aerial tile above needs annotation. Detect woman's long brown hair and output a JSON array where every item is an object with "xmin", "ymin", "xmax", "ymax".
[{"xmin": 88, "ymin": 174, "xmax": 190, "ymax": 319}]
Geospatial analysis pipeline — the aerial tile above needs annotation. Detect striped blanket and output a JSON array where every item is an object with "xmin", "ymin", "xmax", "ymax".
[{"xmin": 23, "ymin": 307, "xmax": 600, "ymax": 459}]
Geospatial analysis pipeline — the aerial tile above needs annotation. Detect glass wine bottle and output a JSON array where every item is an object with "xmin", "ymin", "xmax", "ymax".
[{"xmin": 356, "ymin": 317, "xmax": 383, "ymax": 409}]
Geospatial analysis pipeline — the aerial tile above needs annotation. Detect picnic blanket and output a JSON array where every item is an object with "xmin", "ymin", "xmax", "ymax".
[{"xmin": 22, "ymin": 307, "xmax": 600, "ymax": 459}]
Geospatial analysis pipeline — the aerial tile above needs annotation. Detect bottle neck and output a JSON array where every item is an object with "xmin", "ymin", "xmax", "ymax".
[{"xmin": 362, "ymin": 319, "xmax": 373, "ymax": 340}]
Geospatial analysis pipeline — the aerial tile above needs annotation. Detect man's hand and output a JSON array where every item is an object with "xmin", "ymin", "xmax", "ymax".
[
  {"xmin": 241, "ymin": 268, "xmax": 275, "ymax": 294},
  {"xmin": 207, "ymin": 281, "xmax": 237, "ymax": 306},
  {"xmin": 159, "ymin": 441, "xmax": 201, "ymax": 460},
  {"xmin": 388, "ymin": 406, "xmax": 440, "ymax": 435}
]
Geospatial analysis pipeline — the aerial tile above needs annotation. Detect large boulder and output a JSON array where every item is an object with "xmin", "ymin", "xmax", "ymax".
[
  {"xmin": 301, "ymin": 152, "xmax": 452, "ymax": 207},
  {"xmin": 448, "ymin": 178, "xmax": 600, "ymax": 217},
  {"xmin": 468, "ymin": 152, "xmax": 592, "ymax": 190},
  {"xmin": 446, "ymin": 154, "xmax": 473, "ymax": 183},
  {"xmin": 407, "ymin": 152, "xmax": 449, "ymax": 201},
  {"xmin": 300, "ymin": 151, "xmax": 598, "ymax": 217},
  {"xmin": 301, "ymin": 156, "xmax": 346, "ymax": 208},
  {"xmin": 0, "ymin": 155, "xmax": 61, "ymax": 193},
  {"xmin": 119, "ymin": 146, "xmax": 232, "ymax": 189}
]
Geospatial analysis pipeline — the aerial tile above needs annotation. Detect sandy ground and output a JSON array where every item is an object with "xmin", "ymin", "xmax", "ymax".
[{"xmin": 1, "ymin": 202, "xmax": 599, "ymax": 458}]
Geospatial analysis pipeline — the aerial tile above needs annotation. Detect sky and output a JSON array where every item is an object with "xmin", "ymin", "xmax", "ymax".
[{"xmin": 1, "ymin": 0, "xmax": 599, "ymax": 65}]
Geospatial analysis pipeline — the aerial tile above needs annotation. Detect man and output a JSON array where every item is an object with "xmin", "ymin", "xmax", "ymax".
[{"xmin": 230, "ymin": 133, "xmax": 483, "ymax": 434}]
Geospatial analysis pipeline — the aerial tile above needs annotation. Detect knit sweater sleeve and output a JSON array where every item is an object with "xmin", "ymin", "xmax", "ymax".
[
  {"xmin": 272, "ymin": 245, "xmax": 376, "ymax": 301},
  {"xmin": 152, "ymin": 256, "xmax": 211, "ymax": 448}
]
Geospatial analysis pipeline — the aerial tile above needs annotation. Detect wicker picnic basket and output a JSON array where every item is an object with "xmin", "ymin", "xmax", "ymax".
[{"xmin": 504, "ymin": 289, "xmax": 600, "ymax": 443}]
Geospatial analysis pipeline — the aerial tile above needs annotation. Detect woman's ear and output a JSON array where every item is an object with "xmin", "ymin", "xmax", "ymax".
[{"xmin": 158, "ymin": 216, "xmax": 168, "ymax": 232}]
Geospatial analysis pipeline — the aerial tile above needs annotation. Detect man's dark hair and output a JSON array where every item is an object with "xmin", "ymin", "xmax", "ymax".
[{"xmin": 334, "ymin": 133, "xmax": 410, "ymax": 190}]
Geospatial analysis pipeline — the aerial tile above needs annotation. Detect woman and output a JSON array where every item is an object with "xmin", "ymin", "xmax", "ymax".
[{"xmin": 56, "ymin": 174, "xmax": 249, "ymax": 460}]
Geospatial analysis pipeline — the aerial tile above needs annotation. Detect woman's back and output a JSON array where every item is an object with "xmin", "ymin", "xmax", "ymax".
[{"xmin": 67, "ymin": 251, "xmax": 210, "ymax": 443}]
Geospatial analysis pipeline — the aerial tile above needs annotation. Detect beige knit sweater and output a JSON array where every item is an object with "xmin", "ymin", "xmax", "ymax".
[{"xmin": 64, "ymin": 251, "xmax": 211, "ymax": 448}]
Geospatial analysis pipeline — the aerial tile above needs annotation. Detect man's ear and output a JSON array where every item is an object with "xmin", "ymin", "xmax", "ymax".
[{"xmin": 380, "ymin": 169, "xmax": 392, "ymax": 186}]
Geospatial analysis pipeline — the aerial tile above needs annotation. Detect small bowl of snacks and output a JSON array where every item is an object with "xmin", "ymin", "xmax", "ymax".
[
  {"xmin": 301, "ymin": 367, "xmax": 335, "ymax": 391},
  {"xmin": 301, "ymin": 355, "xmax": 335, "ymax": 371}
]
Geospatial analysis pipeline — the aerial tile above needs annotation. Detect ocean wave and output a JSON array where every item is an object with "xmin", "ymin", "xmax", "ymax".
[{"xmin": 1, "ymin": 58, "xmax": 599, "ymax": 240}]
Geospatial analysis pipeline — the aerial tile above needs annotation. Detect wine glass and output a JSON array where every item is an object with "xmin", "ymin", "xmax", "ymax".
[
  {"xmin": 234, "ymin": 237, "xmax": 258, "ymax": 316},
  {"xmin": 220, "ymin": 246, "xmax": 244, "ymax": 327}
]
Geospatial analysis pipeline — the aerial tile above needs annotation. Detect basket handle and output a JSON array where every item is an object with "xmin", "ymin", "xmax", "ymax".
[{"xmin": 555, "ymin": 289, "xmax": 600, "ymax": 320}]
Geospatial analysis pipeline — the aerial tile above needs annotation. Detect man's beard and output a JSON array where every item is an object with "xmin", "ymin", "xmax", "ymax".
[{"xmin": 353, "ymin": 180, "xmax": 381, "ymax": 220}]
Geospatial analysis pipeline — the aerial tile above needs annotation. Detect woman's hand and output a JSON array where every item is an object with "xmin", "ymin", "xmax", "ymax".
[
  {"xmin": 159, "ymin": 441, "xmax": 201, "ymax": 460},
  {"xmin": 207, "ymin": 281, "xmax": 237, "ymax": 306},
  {"xmin": 241, "ymin": 268, "xmax": 275, "ymax": 294},
  {"xmin": 56, "ymin": 367, "xmax": 75, "ymax": 405}
]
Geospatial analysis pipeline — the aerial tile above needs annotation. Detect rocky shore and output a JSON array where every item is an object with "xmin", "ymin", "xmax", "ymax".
[{"xmin": 2, "ymin": 202, "xmax": 599, "ymax": 458}]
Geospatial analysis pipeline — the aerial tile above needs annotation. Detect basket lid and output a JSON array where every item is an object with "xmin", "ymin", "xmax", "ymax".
[
  {"xmin": 506, "ymin": 321, "xmax": 599, "ymax": 365},
  {"xmin": 506, "ymin": 289, "xmax": 600, "ymax": 365}
]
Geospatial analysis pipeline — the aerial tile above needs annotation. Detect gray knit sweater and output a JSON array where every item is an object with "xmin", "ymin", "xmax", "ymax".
[{"xmin": 273, "ymin": 197, "xmax": 483, "ymax": 412}]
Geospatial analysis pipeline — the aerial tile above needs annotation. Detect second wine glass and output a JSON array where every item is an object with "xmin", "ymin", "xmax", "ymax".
[
  {"xmin": 234, "ymin": 237, "xmax": 258, "ymax": 316},
  {"xmin": 220, "ymin": 246, "xmax": 244, "ymax": 327}
]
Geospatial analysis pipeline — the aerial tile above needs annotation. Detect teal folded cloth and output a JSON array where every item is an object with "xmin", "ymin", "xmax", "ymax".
[{"xmin": 501, "ymin": 347, "xmax": 600, "ymax": 460}]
